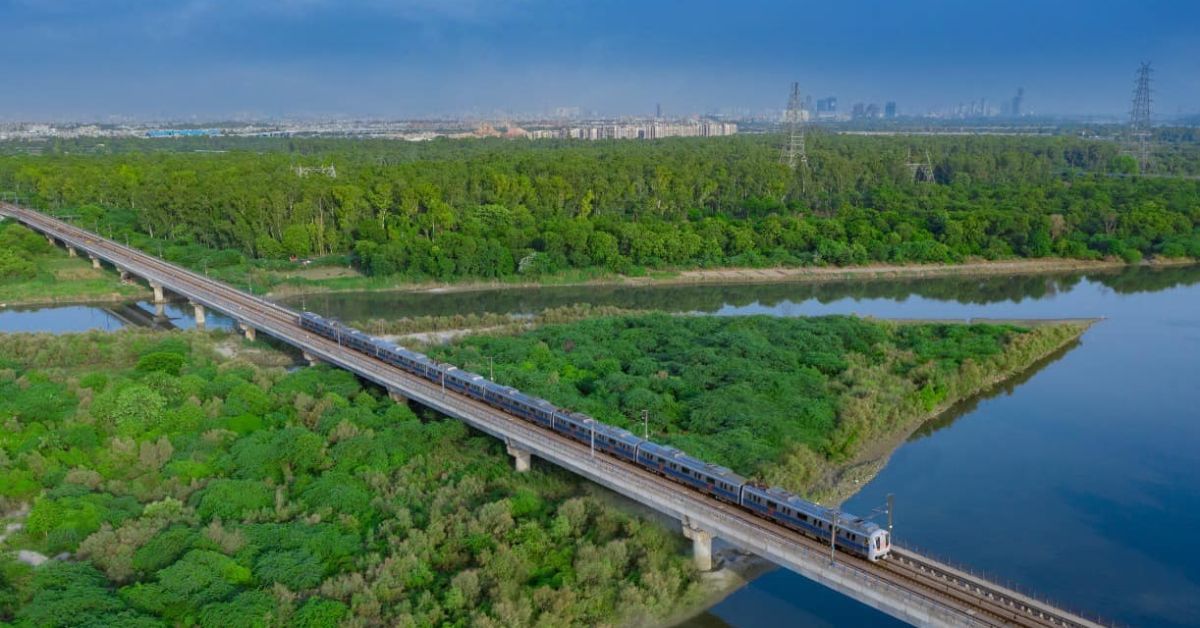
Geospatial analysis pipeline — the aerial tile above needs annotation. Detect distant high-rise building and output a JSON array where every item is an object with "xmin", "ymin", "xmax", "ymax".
[
  {"xmin": 864, "ymin": 103, "xmax": 881, "ymax": 118},
  {"xmin": 656, "ymin": 103, "xmax": 662, "ymax": 119},
  {"xmin": 851, "ymin": 103, "xmax": 866, "ymax": 119},
  {"xmin": 1011, "ymin": 88, "xmax": 1025, "ymax": 117},
  {"xmin": 815, "ymin": 97, "xmax": 838, "ymax": 119},
  {"xmin": 885, "ymin": 101, "xmax": 897, "ymax": 118}
]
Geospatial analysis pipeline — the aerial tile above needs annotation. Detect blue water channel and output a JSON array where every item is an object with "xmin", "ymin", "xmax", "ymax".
[{"xmin": 4, "ymin": 265, "xmax": 1199, "ymax": 627}]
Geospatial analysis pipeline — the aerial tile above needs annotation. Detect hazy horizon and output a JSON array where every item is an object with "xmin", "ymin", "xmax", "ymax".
[{"xmin": 3, "ymin": 0, "xmax": 1198, "ymax": 122}]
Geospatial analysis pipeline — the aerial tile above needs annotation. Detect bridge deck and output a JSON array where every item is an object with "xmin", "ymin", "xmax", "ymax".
[{"xmin": 0, "ymin": 203, "xmax": 1104, "ymax": 628}]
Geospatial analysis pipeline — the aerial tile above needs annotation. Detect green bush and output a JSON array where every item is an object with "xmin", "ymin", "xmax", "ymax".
[{"xmin": 135, "ymin": 352, "xmax": 185, "ymax": 376}]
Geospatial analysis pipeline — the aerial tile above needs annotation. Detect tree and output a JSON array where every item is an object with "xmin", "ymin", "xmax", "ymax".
[{"xmin": 281, "ymin": 224, "xmax": 312, "ymax": 257}]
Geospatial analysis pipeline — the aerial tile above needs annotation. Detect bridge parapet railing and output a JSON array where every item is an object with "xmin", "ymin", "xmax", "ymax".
[{"xmin": 894, "ymin": 542, "xmax": 1108, "ymax": 627}]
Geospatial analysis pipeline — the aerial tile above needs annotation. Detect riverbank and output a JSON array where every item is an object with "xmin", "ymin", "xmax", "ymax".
[
  {"xmin": 264, "ymin": 257, "xmax": 1195, "ymax": 300},
  {"xmin": 804, "ymin": 318, "xmax": 1096, "ymax": 507},
  {"xmin": 0, "ymin": 257, "xmax": 148, "ymax": 308}
]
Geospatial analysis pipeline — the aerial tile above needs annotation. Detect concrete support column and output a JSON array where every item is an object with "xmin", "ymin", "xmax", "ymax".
[
  {"xmin": 89, "ymin": 254, "xmax": 101, "ymax": 270},
  {"xmin": 45, "ymin": 234, "xmax": 54, "ymax": 246},
  {"xmin": 682, "ymin": 519, "xmax": 714, "ymax": 571},
  {"xmin": 150, "ymin": 282, "xmax": 165, "ymax": 304},
  {"xmin": 190, "ymin": 301, "xmax": 206, "ymax": 329},
  {"xmin": 239, "ymin": 323, "xmax": 256, "ymax": 342},
  {"xmin": 67, "ymin": 245, "xmax": 77, "ymax": 258},
  {"xmin": 388, "ymin": 389, "xmax": 408, "ymax": 404},
  {"xmin": 301, "ymin": 351, "xmax": 321, "ymax": 366},
  {"xmin": 118, "ymin": 268, "xmax": 130, "ymax": 283},
  {"xmin": 506, "ymin": 442, "xmax": 532, "ymax": 473},
  {"xmin": 154, "ymin": 302, "xmax": 166, "ymax": 319}
]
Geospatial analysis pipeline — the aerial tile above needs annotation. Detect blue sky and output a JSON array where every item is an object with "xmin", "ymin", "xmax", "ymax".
[{"xmin": 3, "ymin": 0, "xmax": 1198, "ymax": 120}]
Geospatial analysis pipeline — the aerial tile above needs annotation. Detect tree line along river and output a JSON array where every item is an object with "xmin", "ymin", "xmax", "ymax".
[{"xmin": 2, "ymin": 264, "xmax": 1198, "ymax": 627}]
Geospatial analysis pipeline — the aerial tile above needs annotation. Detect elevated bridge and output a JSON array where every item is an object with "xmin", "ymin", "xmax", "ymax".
[{"xmin": 0, "ymin": 203, "xmax": 1104, "ymax": 628}]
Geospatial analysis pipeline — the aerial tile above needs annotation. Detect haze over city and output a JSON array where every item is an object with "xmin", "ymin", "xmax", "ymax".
[{"xmin": 4, "ymin": 0, "xmax": 1199, "ymax": 121}]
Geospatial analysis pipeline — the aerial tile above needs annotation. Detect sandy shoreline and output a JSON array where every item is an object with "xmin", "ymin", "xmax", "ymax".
[{"xmin": 266, "ymin": 257, "xmax": 1194, "ymax": 300}]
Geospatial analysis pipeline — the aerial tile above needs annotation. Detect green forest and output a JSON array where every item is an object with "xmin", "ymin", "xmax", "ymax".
[
  {"xmin": 429, "ymin": 314, "xmax": 1089, "ymax": 492},
  {"xmin": 2, "ymin": 134, "xmax": 1199, "ymax": 288},
  {"xmin": 0, "ymin": 331, "xmax": 706, "ymax": 627}
]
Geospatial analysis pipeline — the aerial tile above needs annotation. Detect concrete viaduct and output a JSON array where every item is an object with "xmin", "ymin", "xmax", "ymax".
[{"xmin": 0, "ymin": 203, "xmax": 1105, "ymax": 628}]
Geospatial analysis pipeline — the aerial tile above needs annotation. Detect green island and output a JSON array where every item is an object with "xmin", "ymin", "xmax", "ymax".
[
  {"xmin": 427, "ymin": 313, "xmax": 1091, "ymax": 500},
  {"xmin": 0, "ymin": 312, "xmax": 1089, "ymax": 626},
  {"xmin": 0, "ymin": 221, "xmax": 146, "ymax": 306},
  {"xmin": 2, "ymin": 133, "xmax": 1198, "ymax": 300}
]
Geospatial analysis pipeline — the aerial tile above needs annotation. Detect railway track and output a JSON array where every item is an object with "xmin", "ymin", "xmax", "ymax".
[
  {"xmin": 1, "ymin": 203, "xmax": 1106, "ymax": 628},
  {"xmin": 880, "ymin": 550, "xmax": 1097, "ymax": 628}
]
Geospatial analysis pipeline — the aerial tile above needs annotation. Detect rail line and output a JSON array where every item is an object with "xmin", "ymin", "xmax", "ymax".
[{"xmin": 0, "ymin": 203, "xmax": 1106, "ymax": 628}]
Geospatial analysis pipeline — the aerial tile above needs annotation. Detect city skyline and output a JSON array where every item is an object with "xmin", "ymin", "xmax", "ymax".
[{"xmin": 2, "ymin": 0, "xmax": 1198, "ymax": 121}]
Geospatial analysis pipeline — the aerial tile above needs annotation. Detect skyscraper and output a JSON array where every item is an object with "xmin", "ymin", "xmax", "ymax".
[
  {"xmin": 1011, "ymin": 88, "xmax": 1024, "ymax": 117},
  {"xmin": 885, "ymin": 102, "xmax": 897, "ymax": 118}
]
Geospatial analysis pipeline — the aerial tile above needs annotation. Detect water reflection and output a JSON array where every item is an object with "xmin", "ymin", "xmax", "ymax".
[
  {"xmin": 285, "ymin": 265, "xmax": 1200, "ymax": 321},
  {"xmin": 0, "ymin": 299, "xmax": 237, "ymax": 334},
  {"xmin": 906, "ymin": 337, "xmax": 1083, "ymax": 444}
]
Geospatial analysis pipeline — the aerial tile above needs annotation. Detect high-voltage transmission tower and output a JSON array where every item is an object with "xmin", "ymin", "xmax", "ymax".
[
  {"xmin": 1129, "ymin": 62, "xmax": 1153, "ymax": 173},
  {"xmin": 906, "ymin": 149, "xmax": 935, "ymax": 183},
  {"xmin": 780, "ymin": 81, "xmax": 808, "ymax": 171},
  {"xmin": 293, "ymin": 164, "xmax": 338, "ymax": 178}
]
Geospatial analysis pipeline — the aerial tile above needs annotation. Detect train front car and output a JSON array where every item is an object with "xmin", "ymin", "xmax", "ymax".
[{"xmin": 867, "ymin": 528, "xmax": 891, "ymax": 561}]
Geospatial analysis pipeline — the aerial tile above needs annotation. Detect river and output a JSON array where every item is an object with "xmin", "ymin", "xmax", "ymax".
[{"xmin": 4, "ymin": 264, "xmax": 1199, "ymax": 627}]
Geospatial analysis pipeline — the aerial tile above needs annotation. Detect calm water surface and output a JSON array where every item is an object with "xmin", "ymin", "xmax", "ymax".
[
  {"xmin": 0, "ymin": 300, "xmax": 235, "ymax": 333},
  {"xmin": 5, "ymin": 266, "xmax": 1199, "ymax": 627}
]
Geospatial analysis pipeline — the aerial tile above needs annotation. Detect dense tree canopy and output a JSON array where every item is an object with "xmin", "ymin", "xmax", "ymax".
[
  {"xmin": 2, "ymin": 134, "xmax": 1198, "ymax": 285},
  {"xmin": 0, "ymin": 331, "xmax": 705, "ymax": 626}
]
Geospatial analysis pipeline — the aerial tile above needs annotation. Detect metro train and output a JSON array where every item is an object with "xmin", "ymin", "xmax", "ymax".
[{"xmin": 299, "ymin": 311, "xmax": 892, "ymax": 561}]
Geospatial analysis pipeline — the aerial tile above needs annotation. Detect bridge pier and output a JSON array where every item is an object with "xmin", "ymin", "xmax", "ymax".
[
  {"xmin": 118, "ymin": 268, "xmax": 130, "ymax": 283},
  {"xmin": 506, "ymin": 442, "xmax": 532, "ymax": 473},
  {"xmin": 190, "ymin": 301, "xmax": 206, "ymax": 329},
  {"xmin": 149, "ymin": 282, "xmax": 165, "ymax": 304},
  {"xmin": 388, "ymin": 389, "xmax": 408, "ymax": 404},
  {"xmin": 154, "ymin": 302, "xmax": 166, "ymax": 319},
  {"xmin": 89, "ymin": 254, "xmax": 101, "ymax": 270},
  {"xmin": 67, "ymin": 245, "xmax": 77, "ymax": 258},
  {"xmin": 682, "ymin": 518, "xmax": 714, "ymax": 571},
  {"xmin": 45, "ymin": 234, "xmax": 54, "ymax": 246},
  {"xmin": 301, "ymin": 351, "xmax": 321, "ymax": 366},
  {"xmin": 239, "ymin": 323, "xmax": 256, "ymax": 342}
]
